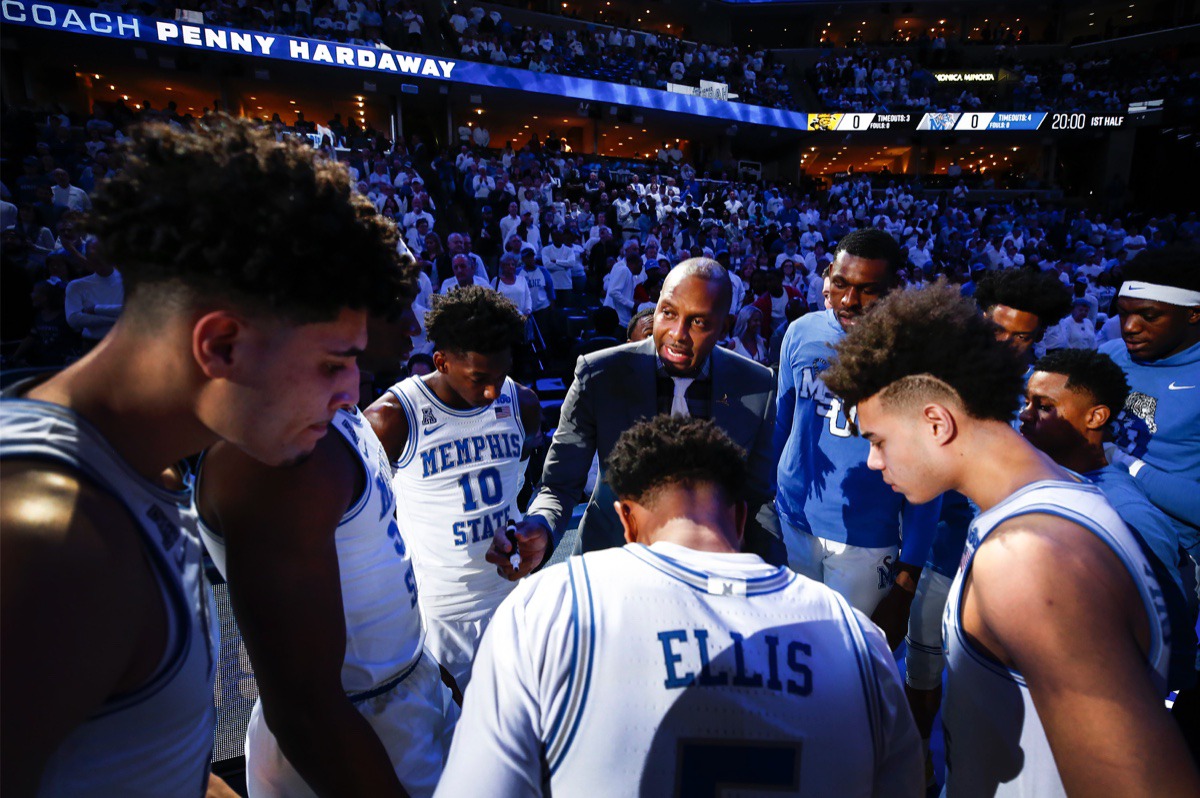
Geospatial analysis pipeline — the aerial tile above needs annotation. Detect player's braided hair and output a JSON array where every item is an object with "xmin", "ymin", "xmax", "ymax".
[
  {"xmin": 1033, "ymin": 350, "xmax": 1130, "ymax": 417},
  {"xmin": 1121, "ymin": 244, "xmax": 1200, "ymax": 292},
  {"xmin": 823, "ymin": 280, "xmax": 1027, "ymax": 422},
  {"xmin": 605, "ymin": 416, "xmax": 747, "ymax": 507},
  {"xmin": 425, "ymin": 285, "xmax": 526, "ymax": 355},
  {"xmin": 974, "ymin": 268, "xmax": 1073, "ymax": 328},
  {"xmin": 87, "ymin": 114, "xmax": 414, "ymax": 323}
]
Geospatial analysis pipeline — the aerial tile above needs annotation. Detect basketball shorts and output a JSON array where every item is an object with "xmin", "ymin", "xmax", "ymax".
[
  {"xmin": 245, "ymin": 650, "xmax": 457, "ymax": 798},
  {"xmin": 422, "ymin": 589, "xmax": 511, "ymax": 694},
  {"xmin": 783, "ymin": 522, "xmax": 898, "ymax": 616}
]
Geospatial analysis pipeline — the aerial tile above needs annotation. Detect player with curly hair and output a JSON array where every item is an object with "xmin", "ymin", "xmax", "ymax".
[
  {"xmin": 823, "ymin": 281, "xmax": 1198, "ymax": 797},
  {"xmin": 366, "ymin": 285, "xmax": 542, "ymax": 696},
  {"xmin": 974, "ymin": 267, "xmax": 1073, "ymax": 367},
  {"xmin": 903, "ymin": 263, "xmax": 1073, "ymax": 783},
  {"xmin": 438, "ymin": 415, "xmax": 923, "ymax": 797},
  {"xmin": 193, "ymin": 229, "xmax": 453, "ymax": 795},
  {"xmin": 1, "ymin": 116, "xmax": 412, "ymax": 797}
]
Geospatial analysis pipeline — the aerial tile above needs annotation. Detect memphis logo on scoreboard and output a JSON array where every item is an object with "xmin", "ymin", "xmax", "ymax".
[
  {"xmin": 954, "ymin": 112, "xmax": 1048, "ymax": 130},
  {"xmin": 917, "ymin": 113, "xmax": 961, "ymax": 130},
  {"xmin": 807, "ymin": 113, "xmax": 876, "ymax": 131}
]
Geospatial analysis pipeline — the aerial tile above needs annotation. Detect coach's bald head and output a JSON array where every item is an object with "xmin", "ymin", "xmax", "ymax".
[{"xmin": 654, "ymin": 258, "xmax": 732, "ymax": 377}]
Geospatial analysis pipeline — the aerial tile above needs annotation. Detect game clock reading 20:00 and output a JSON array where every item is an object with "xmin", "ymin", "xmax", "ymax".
[{"xmin": 1051, "ymin": 113, "xmax": 1089, "ymax": 130}]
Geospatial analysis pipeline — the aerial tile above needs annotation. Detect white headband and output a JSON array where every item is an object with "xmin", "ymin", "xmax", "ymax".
[{"xmin": 1118, "ymin": 281, "xmax": 1200, "ymax": 307}]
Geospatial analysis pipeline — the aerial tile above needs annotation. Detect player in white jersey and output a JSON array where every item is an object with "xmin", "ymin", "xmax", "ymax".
[
  {"xmin": 902, "ymin": 267, "xmax": 1073, "ymax": 789},
  {"xmin": 197, "ymin": 277, "xmax": 459, "ymax": 796},
  {"xmin": 436, "ymin": 415, "xmax": 923, "ymax": 797},
  {"xmin": 367, "ymin": 285, "xmax": 542, "ymax": 696},
  {"xmin": 821, "ymin": 281, "xmax": 1199, "ymax": 796},
  {"xmin": 0, "ymin": 118, "xmax": 408, "ymax": 796}
]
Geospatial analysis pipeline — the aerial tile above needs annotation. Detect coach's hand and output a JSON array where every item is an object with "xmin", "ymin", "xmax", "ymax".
[{"xmin": 487, "ymin": 518, "xmax": 550, "ymax": 581}]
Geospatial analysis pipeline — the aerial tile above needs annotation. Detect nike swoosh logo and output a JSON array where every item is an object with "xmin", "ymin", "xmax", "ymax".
[
  {"xmin": 1168, "ymin": 382, "xmax": 1196, "ymax": 390},
  {"xmin": 423, "ymin": 424, "xmax": 445, "ymax": 435}
]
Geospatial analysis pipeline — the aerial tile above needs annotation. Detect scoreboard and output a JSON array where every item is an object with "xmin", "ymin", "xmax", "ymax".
[{"xmin": 805, "ymin": 112, "xmax": 1133, "ymax": 132}]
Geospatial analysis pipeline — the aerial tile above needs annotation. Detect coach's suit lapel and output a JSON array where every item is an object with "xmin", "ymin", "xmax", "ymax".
[{"xmin": 620, "ymin": 338, "xmax": 658, "ymax": 427}]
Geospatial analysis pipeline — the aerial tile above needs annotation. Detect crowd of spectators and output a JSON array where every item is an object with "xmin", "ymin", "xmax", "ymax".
[
  {"xmin": 5, "ymin": 100, "xmax": 1198, "ymax": 390},
  {"xmin": 442, "ymin": 4, "xmax": 798, "ymax": 110},
  {"xmin": 811, "ymin": 44, "xmax": 1200, "ymax": 114},
  {"xmin": 60, "ymin": 0, "xmax": 798, "ymax": 110}
]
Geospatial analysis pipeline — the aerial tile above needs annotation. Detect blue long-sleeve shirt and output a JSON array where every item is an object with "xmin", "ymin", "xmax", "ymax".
[
  {"xmin": 1101, "ymin": 338, "xmax": 1200, "ymax": 555},
  {"xmin": 927, "ymin": 491, "xmax": 976, "ymax": 578},
  {"xmin": 775, "ymin": 309, "xmax": 938, "ymax": 565},
  {"xmin": 1086, "ymin": 466, "xmax": 1185, "ymax": 595}
]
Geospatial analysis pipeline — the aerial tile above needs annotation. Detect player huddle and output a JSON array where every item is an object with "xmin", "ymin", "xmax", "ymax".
[{"xmin": 2, "ymin": 119, "xmax": 1198, "ymax": 798}]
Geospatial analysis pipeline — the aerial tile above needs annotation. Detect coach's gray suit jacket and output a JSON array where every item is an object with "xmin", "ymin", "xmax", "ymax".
[{"xmin": 528, "ymin": 337, "xmax": 783, "ymax": 561}]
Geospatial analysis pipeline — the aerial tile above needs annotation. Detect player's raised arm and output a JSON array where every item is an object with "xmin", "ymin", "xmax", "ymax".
[
  {"xmin": 969, "ymin": 516, "xmax": 1200, "ymax": 796},
  {"xmin": 198, "ymin": 439, "xmax": 410, "ymax": 798}
]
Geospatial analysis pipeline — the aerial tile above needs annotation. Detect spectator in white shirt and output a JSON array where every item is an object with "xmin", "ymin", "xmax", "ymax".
[
  {"xmin": 401, "ymin": 198, "xmax": 434, "ymax": 236},
  {"xmin": 1122, "ymin": 225, "xmax": 1147, "ymax": 258},
  {"xmin": 1043, "ymin": 300, "xmax": 1098, "ymax": 351},
  {"xmin": 65, "ymin": 258, "xmax": 122, "ymax": 346},
  {"xmin": 541, "ymin": 230, "xmax": 577, "ymax": 302},
  {"xmin": 907, "ymin": 234, "xmax": 934, "ymax": 274},
  {"xmin": 50, "ymin": 169, "xmax": 91, "ymax": 213},
  {"xmin": 492, "ymin": 253, "xmax": 532, "ymax": 316},
  {"xmin": 603, "ymin": 252, "xmax": 645, "ymax": 327},
  {"xmin": 440, "ymin": 254, "xmax": 489, "ymax": 294}
]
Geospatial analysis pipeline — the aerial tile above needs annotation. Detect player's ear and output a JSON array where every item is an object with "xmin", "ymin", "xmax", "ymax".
[
  {"xmin": 615, "ymin": 500, "xmax": 638, "ymax": 544},
  {"xmin": 923, "ymin": 402, "xmax": 958, "ymax": 447},
  {"xmin": 432, "ymin": 350, "xmax": 449, "ymax": 374},
  {"xmin": 1085, "ymin": 404, "xmax": 1111, "ymax": 431},
  {"xmin": 192, "ymin": 310, "xmax": 246, "ymax": 379}
]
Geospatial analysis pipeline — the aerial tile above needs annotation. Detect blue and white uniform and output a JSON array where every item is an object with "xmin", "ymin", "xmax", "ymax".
[
  {"xmin": 199, "ymin": 406, "xmax": 453, "ymax": 798},
  {"xmin": 388, "ymin": 375, "xmax": 527, "ymax": 691},
  {"xmin": 942, "ymin": 480, "xmax": 1171, "ymax": 796},
  {"xmin": 775, "ymin": 309, "xmax": 938, "ymax": 613},
  {"xmin": 1101, "ymin": 338, "xmax": 1200, "ymax": 556},
  {"xmin": 436, "ymin": 543, "xmax": 923, "ymax": 798},
  {"xmin": 0, "ymin": 396, "xmax": 216, "ymax": 798}
]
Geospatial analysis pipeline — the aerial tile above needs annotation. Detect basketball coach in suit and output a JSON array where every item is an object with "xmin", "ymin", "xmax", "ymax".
[{"xmin": 490, "ymin": 257, "xmax": 785, "ymax": 575}]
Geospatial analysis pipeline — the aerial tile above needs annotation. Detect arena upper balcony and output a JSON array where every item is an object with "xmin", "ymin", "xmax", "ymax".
[{"xmin": 0, "ymin": 0, "xmax": 1195, "ymax": 144}]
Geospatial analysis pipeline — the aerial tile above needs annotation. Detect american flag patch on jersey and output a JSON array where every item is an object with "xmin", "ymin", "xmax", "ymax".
[{"xmin": 494, "ymin": 406, "xmax": 512, "ymax": 419}]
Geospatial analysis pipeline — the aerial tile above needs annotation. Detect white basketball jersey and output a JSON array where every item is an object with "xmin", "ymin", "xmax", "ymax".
[
  {"xmin": 199, "ymin": 406, "xmax": 424, "ymax": 695},
  {"xmin": 436, "ymin": 543, "xmax": 923, "ymax": 798},
  {"xmin": 942, "ymin": 480, "xmax": 1171, "ymax": 797},
  {"xmin": 388, "ymin": 375, "xmax": 526, "ymax": 618},
  {"xmin": 0, "ymin": 396, "xmax": 217, "ymax": 798}
]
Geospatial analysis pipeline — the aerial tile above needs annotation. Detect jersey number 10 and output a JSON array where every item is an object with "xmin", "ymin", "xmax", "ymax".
[{"xmin": 458, "ymin": 466, "xmax": 504, "ymax": 512}]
